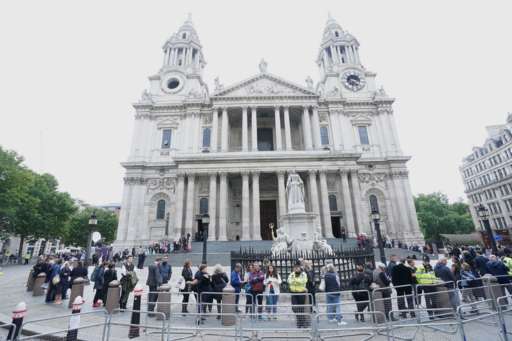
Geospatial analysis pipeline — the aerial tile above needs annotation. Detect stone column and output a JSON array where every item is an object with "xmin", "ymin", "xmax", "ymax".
[
  {"xmin": 277, "ymin": 171, "xmax": 287, "ymax": 219},
  {"xmin": 241, "ymin": 172, "xmax": 250, "ymax": 240},
  {"xmin": 174, "ymin": 173, "xmax": 185, "ymax": 237},
  {"xmin": 184, "ymin": 174, "xmax": 195, "ymax": 237},
  {"xmin": 242, "ymin": 107, "xmax": 248, "ymax": 152},
  {"xmin": 319, "ymin": 170, "xmax": 334, "ymax": 238},
  {"xmin": 221, "ymin": 107, "xmax": 229, "ymax": 152},
  {"xmin": 311, "ymin": 106, "xmax": 322, "ymax": 149},
  {"xmin": 251, "ymin": 107, "xmax": 258, "ymax": 151},
  {"xmin": 339, "ymin": 170, "xmax": 356, "ymax": 236},
  {"xmin": 211, "ymin": 108, "xmax": 219, "ymax": 152},
  {"xmin": 252, "ymin": 172, "xmax": 261, "ymax": 240},
  {"xmin": 329, "ymin": 111, "xmax": 340, "ymax": 150},
  {"xmin": 218, "ymin": 172, "xmax": 228, "ymax": 241},
  {"xmin": 302, "ymin": 106, "xmax": 313, "ymax": 150},
  {"xmin": 209, "ymin": 173, "xmax": 217, "ymax": 241},
  {"xmin": 336, "ymin": 111, "xmax": 345, "ymax": 150},
  {"xmin": 401, "ymin": 173, "xmax": 421, "ymax": 235},
  {"xmin": 283, "ymin": 106, "xmax": 292, "ymax": 150},
  {"xmin": 350, "ymin": 169, "xmax": 364, "ymax": 235},
  {"xmin": 308, "ymin": 170, "xmax": 320, "ymax": 224},
  {"xmin": 274, "ymin": 106, "xmax": 283, "ymax": 150}
]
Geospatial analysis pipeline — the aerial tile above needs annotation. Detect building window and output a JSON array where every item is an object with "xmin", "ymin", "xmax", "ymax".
[
  {"xmin": 369, "ymin": 194, "xmax": 379, "ymax": 212},
  {"xmin": 202, "ymin": 127, "xmax": 211, "ymax": 148},
  {"xmin": 328, "ymin": 195, "xmax": 338, "ymax": 212},
  {"xmin": 320, "ymin": 126, "xmax": 330, "ymax": 145},
  {"xmin": 199, "ymin": 198, "xmax": 208, "ymax": 215},
  {"xmin": 156, "ymin": 199, "xmax": 166, "ymax": 220},
  {"xmin": 182, "ymin": 32, "xmax": 187, "ymax": 39},
  {"xmin": 358, "ymin": 126, "xmax": 370, "ymax": 145},
  {"xmin": 161, "ymin": 129, "xmax": 172, "ymax": 149}
]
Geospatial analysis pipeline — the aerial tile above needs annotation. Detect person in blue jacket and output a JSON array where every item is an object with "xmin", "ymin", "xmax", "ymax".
[
  {"xmin": 486, "ymin": 255, "xmax": 512, "ymax": 295},
  {"xmin": 231, "ymin": 263, "xmax": 243, "ymax": 312}
]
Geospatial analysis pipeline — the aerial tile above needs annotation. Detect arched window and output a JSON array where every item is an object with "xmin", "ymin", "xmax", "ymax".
[
  {"xmin": 369, "ymin": 195, "xmax": 379, "ymax": 213},
  {"xmin": 328, "ymin": 195, "xmax": 338, "ymax": 212},
  {"xmin": 156, "ymin": 199, "xmax": 166, "ymax": 220},
  {"xmin": 199, "ymin": 198, "xmax": 209, "ymax": 215}
]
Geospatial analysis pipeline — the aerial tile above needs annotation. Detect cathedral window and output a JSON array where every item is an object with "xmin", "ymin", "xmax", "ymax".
[
  {"xmin": 202, "ymin": 127, "xmax": 211, "ymax": 148},
  {"xmin": 182, "ymin": 32, "xmax": 187, "ymax": 39},
  {"xmin": 199, "ymin": 198, "xmax": 209, "ymax": 215},
  {"xmin": 334, "ymin": 31, "xmax": 340, "ymax": 37},
  {"xmin": 369, "ymin": 195, "xmax": 379, "ymax": 213},
  {"xmin": 358, "ymin": 126, "xmax": 370, "ymax": 145},
  {"xmin": 320, "ymin": 126, "xmax": 330, "ymax": 145},
  {"xmin": 161, "ymin": 129, "xmax": 172, "ymax": 149},
  {"xmin": 156, "ymin": 199, "xmax": 166, "ymax": 220},
  {"xmin": 328, "ymin": 194, "xmax": 338, "ymax": 212}
]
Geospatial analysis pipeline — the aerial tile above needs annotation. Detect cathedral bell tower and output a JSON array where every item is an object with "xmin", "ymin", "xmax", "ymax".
[
  {"xmin": 317, "ymin": 14, "xmax": 376, "ymax": 99},
  {"xmin": 147, "ymin": 14, "xmax": 208, "ymax": 104}
]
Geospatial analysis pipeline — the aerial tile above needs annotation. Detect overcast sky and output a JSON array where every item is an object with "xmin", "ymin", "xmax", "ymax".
[{"xmin": 1, "ymin": 1, "xmax": 511, "ymax": 205}]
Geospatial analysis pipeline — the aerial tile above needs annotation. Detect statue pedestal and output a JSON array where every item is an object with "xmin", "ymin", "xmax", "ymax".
[{"xmin": 279, "ymin": 212, "xmax": 318, "ymax": 252}]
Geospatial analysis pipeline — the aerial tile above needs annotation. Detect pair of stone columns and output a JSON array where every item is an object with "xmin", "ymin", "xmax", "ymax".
[{"xmin": 302, "ymin": 106, "xmax": 322, "ymax": 150}]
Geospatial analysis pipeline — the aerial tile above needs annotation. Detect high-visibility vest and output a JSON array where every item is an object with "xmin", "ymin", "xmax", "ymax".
[
  {"xmin": 503, "ymin": 257, "xmax": 512, "ymax": 276},
  {"xmin": 415, "ymin": 265, "xmax": 437, "ymax": 285},
  {"xmin": 288, "ymin": 272, "xmax": 307, "ymax": 293}
]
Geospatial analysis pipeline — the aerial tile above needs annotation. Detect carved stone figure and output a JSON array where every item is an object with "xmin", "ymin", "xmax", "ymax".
[
  {"xmin": 214, "ymin": 77, "xmax": 223, "ymax": 92},
  {"xmin": 305, "ymin": 76, "xmax": 314, "ymax": 90},
  {"xmin": 141, "ymin": 90, "xmax": 152, "ymax": 103},
  {"xmin": 259, "ymin": 59, "xmax": 268, "ymax": 73},
  {"xmin": 312, "ymin": 226, "xmax": 333, "ymax": 254},
  {"xmin": 286, "ymin": 173, "xmax": 305, "ymax": 214},
  {"xmin": 271, "ymin": 227, "xmax": 290, "ymax": 255}
]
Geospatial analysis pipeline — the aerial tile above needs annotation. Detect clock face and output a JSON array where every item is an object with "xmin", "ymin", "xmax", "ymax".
[{"xmin": 342, "ymin": 70, "xmax": 366, "ymax": 92}]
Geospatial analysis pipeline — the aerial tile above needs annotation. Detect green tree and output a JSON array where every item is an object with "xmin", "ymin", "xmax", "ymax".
[
  {"xmin": 414, "ymin": 192, "xmax": 475, "ymax": 241},
  {"xmin": 0, "ymin": 146, "xmax": 76, "ymax": 259},
  {"xmin": 63, "ymin": 208, "xmax": 118, "ymax": 247}
]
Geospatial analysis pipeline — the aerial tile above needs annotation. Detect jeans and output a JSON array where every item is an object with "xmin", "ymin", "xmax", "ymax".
[
  {"xmin": 266, "ymin": 292, "xmax": 279, "ymax": 314},
  {"xmin": 326, "ymin": 293, "xmax": 342, "ymax": 322},
  {"xmin": 448, "ymin": 290, "xmax": 460, "ymax": 309}
]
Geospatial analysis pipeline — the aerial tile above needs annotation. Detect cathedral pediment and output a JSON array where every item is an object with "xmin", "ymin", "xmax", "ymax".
[{"xmin": 213, "ymin": 73, "xmax": 318, "ymax": 98}]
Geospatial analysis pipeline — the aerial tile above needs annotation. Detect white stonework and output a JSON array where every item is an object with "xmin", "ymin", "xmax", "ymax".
[
  {"xmin": 114, "ymin": 15, "xmax": 424, "ymax": 249},
  {"xmin": 461, "ymin": 113, "xmax": 512, "ymax": 231}
]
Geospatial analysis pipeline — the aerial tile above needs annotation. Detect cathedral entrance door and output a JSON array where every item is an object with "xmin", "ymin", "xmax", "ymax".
[
  {"xmin": 260, "ymin": 200, "xmax": 277, "ymax": 240},
  {"xmin": 331, "ymin": 216, "xmax": 341, "ymax": 238},
  {"xmin": 257, "ymin": 128, "xmax": 274, "ymax": 151}
]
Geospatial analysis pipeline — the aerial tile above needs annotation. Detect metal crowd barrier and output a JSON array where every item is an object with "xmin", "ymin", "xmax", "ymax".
[
  {"xmin": 0, "ymin": 323, "xmax": 17, "ymax": 341},
  {"xmin": 104, "ymin": 309, "xmax": 166, "ymax": 341}
]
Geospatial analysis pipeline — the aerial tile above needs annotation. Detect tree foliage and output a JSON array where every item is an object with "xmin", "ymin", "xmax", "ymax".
[
  {"xmin": 414, "ymin": 192, "xmax": 475, "ymax": 241},
  {"xmin": 63, "ymin": 208, "xmax": 118, "ymax": 247}
]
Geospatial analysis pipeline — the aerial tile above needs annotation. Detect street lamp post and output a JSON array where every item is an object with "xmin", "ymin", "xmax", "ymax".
[
  {"xmin": 371, "ymin": 209, "xmax": 386, "ymax": 265},
  {"xmin": 201, "ymin": 213, "xmax": 210, "ymax": 265},
  {"xmin": 86, "ymin": 211, "xmax": 98, "ymax": 266},
  {"xmin": 477, "ymin": 204, "xmax": 498, "ymax": 255}
]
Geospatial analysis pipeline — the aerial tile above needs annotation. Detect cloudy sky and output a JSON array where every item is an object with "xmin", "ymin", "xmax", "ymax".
[{"xmin": 0, "ymin": 1, "xmax": 511, "ymax": 205}]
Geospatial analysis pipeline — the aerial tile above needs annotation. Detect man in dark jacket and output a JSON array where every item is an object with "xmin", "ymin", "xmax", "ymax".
[
  {"xmin": 158, "ymin": 256, "xmax": 172, "ymax": 284},
  {"xmin": 386, "ymin": 255, "xmax": 398, "ymax": 277},
  {"xmin": 146, "ymin": 258, "xmax": 163, "ymax": 312},
  {"xmin": 391, "ymin": 259, "xmax": 415, "ymax": 318},
  {"xmin": 434, "ymin": 257, "xmax": 460, "ymax": 309},
  {"xmin": 474, "ymin": 252, "xmax": 489, "ymax": 276},
  {"xmin": 486, "ymin": 255, "xmax": 512, "ymax": 294}
]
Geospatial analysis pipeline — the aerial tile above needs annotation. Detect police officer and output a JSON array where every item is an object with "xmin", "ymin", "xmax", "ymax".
[{"xmin": 415, "ymin": 256, "xmax": 437, "ymax": 317}]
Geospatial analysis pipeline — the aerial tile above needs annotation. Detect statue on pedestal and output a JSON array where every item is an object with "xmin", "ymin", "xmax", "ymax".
[{"xmin": 286, "ymin": 172, "xmax": 306, "ymax": 214}]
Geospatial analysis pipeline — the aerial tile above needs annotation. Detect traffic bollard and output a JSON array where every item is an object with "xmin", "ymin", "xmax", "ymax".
[
  {"xmin": 156, "ymin": 284, "xmax": 171, "ymax": 320},
  {"xmin": 32, "ymin": 273, "xmax": 46, "ymax": 297},
  {"xmin": 105, "ymin": 280, "xmax": 121, "ymax": 314},
  {"xmin": 129, "ymin": 285, "xmax": 143, "ymax": 339},
  {"xmin": 26, "ymin": 270, "xmax": 35, "ymax": 292},
  {"xmin": 68, "ymin": 277, "xmax": 85, "ymax": 308},
  {"xmin": 7, "ymin": 302, "xmax": 26, "ymax": 341},
  {"xmin": 221, "ymin": 285, "xmax": 236, "ymax": 326},
  {"xmin": 66, "ymin": 296, "xmax": 84, "ymax": 341}
]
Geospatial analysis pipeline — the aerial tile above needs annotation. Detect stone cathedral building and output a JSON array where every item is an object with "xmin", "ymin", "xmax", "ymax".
[{"xmin": 114, "ymin": 15, "xmax": 424, "ymax": 248}]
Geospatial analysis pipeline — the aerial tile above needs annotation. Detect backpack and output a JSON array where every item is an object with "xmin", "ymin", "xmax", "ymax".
[{"xmin": 90, "ymin": 266, "xmax": 99, "ymax": 282}]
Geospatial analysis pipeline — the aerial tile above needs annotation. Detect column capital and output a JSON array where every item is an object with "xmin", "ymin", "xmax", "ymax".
[
  {"xmin": 307, "ymin": 169, "xmax": 317, "ymax": 176},
  {"xmin": 251, "ymin": 170, "xmax": 260, "ymax": 177},
  {"xmin": 241, "ymin": 170, "xmax": 250, "ymax": 177},
  {"xmin": 218, "ymin": 171, "xmax": 228, "ymax": 177},
  {"xmin": 176, "ymin": 171, "xmax": 186, "ymax": 178},
  {"xmin": 250, "ymin": 106, "xmax": 258, "ymax": 112},
  {"xmin": 208, "ymin": 171, "xmax": 218, "ymax": 178}
]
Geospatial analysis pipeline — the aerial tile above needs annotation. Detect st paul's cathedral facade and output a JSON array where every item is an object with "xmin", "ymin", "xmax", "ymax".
[{"xmin": 114, "ymin": 15, "xmax": 424, "ymax": 248}]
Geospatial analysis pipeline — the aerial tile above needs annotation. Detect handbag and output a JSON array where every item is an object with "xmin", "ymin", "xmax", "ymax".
[
  {"xmin": 319, "ymin": 279, "xmax": 326, "ymax": 292},
  {"xmin": 52, "ymin": 274, "xmax": 61, "ymax": 285}
]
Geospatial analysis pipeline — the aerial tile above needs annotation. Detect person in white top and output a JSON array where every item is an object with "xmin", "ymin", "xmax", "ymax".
[{"xmin": 264, "ymin": 264, "xmax": 282, "ymax": 319}]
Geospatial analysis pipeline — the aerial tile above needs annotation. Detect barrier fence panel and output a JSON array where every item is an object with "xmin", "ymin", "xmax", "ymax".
[
  {"xmin": 497, "ymin": 295, "xmax": 512, "ymax": 341},
  {"xmin": 0, "ymin": 323, "xmax": 17, "ymax": 341},
  {"xmin": 388, "ymin": 308, "xmax": 462, "ymax": 341},
  {"xmin": 315, "ymin": 311, "xmax": 389, "ymax": 341},
  {"xmin": 457, "ymin": 300, "xmax": 503, "ymax": 341},
  {"xmin": 167, "ymin": 310, "xmax": 239, "ymax": 341},
  {"xmin": 373, "ymin": 285, "xmax": 416, "ymax": 323},
  {"xmin": 104, "ymin": 309, "xmax": 166, "ymax": 341},
  {"xmin": 416, "ymin": 284, "xmax": 459, "ymax": 319},
  {"xmin": 240, "ymin": 309, "xmax": 314, "ymax": 340},
  {"xmin": 18, "ymin": 310, "xmax": 109, "ymax": 341}
]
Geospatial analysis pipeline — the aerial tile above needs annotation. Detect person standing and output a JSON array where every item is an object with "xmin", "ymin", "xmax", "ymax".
[
  {"xmin": 349, "ymin": 265, "xmax": 372, "ymax": 322},
  {"xmin": 373, "ymin": 263, "xmax": 392, "ymax": 320},
  {"xmin": 70, "ymin": 261, "xmax": 88, "ymax": 284},
  {"xmin": 137, "ymin": 247, "xmax": 146, "ymax": 270},
  {"xmin": 304, "ymin": 261, "xmax": 317, "ymax": 306},
  {"xmin": 190, "ymin": 264, "xmax": 212, "ymax": 323},
  {"xmin": 120, "ymin": 256, "xmax": 137, "ymax": 310},
  {"xmin": 181, "ymin": 260, "xmax": 194, "ymax": 314},
  {"xmin": 474, "ymin": 251, "xmax": 489, "ymax": 276},
  {"xmin": 391, "ymin": 259, "xmax": 416, "ymax": 318},
  {"xmin": 264, "ymin": 265, "xmax": 281, "ymax": 319},
  {"xmin": 59, "ymin": 261, "xmax": 72, "ymax": 300},
  {"xmin": 288, "ymin": 263, "xmax": 309, "ymax": 328},
  {"xmin": 211, "ymin": 264, "xmax": 229, "ymax": 319},
  {"xmin": 243, "ymin": 264, "xmax": 254, "ymax": 314},
  {"xmin": 340, "ymin": 228, "xmax": 347, "ymax": 242},
  {"xmin": 102, "ymin": 263, "xmax": 117, "ymax": 306},
  {"xmin": 434, "ymin": 257, "xmax": 460, "ymax": 309},
  {"xmin": 230, "ymin": 263, "xmax": 243, "ymax": 312},
  {"xmin": 158, "ymin": 256, "xmax": 172, "ymax": 284},
  {"xmin": 46, "ymin": 259, "xmax": 61, "ymax": 303},
  {"xmin": 486, "ymin": 255, "xmax": 512, "ymax": 295},
  {"xmin": 415, "ymin": 258, "xmax": 437, "ymax": 317},
  {"xmin": 323, "ymin": 263, "xmax": 346, "ymax": 325},
  {"xmin": 147, "ymin": 258, "xmax": 163, "ymax": 312},
  {"xmin": 92, "ymin": 262, "xmax": 106, "ymax": 307},
  {"xmin": 386, "ymin": 255, "xmax": 398, "ymax": 278},
  {"xmin": 249, "ymin": 263, "xmax": 265, "ymax": 319}
]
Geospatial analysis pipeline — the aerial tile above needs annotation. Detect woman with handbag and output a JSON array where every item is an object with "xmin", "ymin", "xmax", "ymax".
[
  {"xmin": 181, "ymin": 260, "xmax": 194, "ymax": 314},
  {"xmin": 211, "ymin": 264, "xmax": 229, "ymax": 319},
  {"xmin": 373, "ymin": 263, "xmax": 392, "ymax": 320},
  {"xmin": 249, "ymin": 263, "xmax": 265, "ymax": 319},
  {"xmin": 46, "ymin": 259, "xmax": 62, "ymax": 303},
  {"xmin": 264, "ymin": 264, "xmax": 281, "ymax": 319}
]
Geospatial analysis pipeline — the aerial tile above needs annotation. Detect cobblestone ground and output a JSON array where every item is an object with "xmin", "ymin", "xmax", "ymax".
[{"xmin": 0, "ymin": 265, "xmax": 511, "ymax": 340}]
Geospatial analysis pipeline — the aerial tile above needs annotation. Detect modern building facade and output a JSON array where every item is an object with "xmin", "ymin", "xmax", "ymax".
[
  {"xmin": 461, "ymin": 114, "xmax": 512, "ymax": 231},
  {"xmin": 114, "ymin": 15, "xmax": 423, "ymax": 248}
]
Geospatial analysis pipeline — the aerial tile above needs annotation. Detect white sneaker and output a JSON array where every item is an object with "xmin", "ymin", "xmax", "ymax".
[
  {"xmin": 328, "ymin": 319, "xmax": 337, "ymax": 323},
  {"xmin": 337, "ymin": 320, "xmax": 347, "ymax": 326}
]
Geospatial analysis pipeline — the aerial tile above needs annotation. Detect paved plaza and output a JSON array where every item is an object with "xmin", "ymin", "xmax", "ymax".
[{"xmin": 0, "ymin": 264, "xmax": 511, "ymax": 340}]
